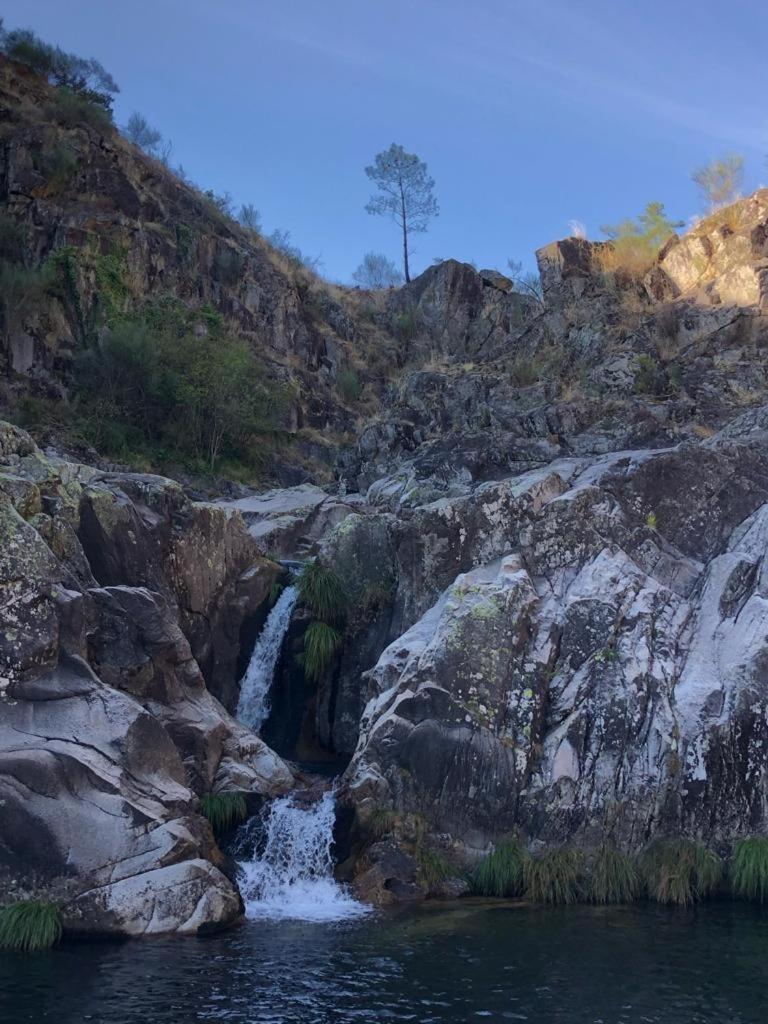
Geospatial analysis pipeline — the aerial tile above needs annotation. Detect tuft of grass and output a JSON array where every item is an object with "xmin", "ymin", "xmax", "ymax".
[
  {"xmin": 588, "ymin": 844, "xmax": 640, "ymax": 904},
  {"xmin": 524, "ymin": 847, "xmax": 584, "ymax": 904},
  {"xmin": 416, "ymin": 847, "xmax": 454, "ymax": 891},
  {"xmin": 0, "ymin": 901, "xmax": 63, "ymax": 952},
  {"xmin": 200, "ymin": 793, "xmax": 248, "ymax": 835},
  {"xmin": 297, "ymin": 560, "xmax": 347, "ymax": 625},
  {"xmin": 268, "ymin": 580, "xmax": 285, "ymax": 607},
  {"xmin": 368, "ymin": 807, "xmax": 398, "ymax": 839},
  {"xmin": 472, "ymin": 839, "xmax": 528, "ymax": 898},
  {"xmin": 730, "ymin": 837, "xmax": 768, "ymax": 903},
  {"xmin": 301, "ymin": 620, "xmax": 342, "ymax": 682},
  {"xmin": 338, "ymin": 368, "xmax": 363, "ymax": 404},
  {"xmin": 640, "ymin": 839, "xmax": 721, "ymax": 906}
]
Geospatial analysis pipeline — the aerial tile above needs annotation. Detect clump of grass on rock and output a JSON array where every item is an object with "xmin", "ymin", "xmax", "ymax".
[
  {"xmin": 301, "ymin": 620, "xmax": 342, "ymax": 682},
  {"xmin": 472, "ymin": 839, "xmax": 528, "ymax": 898},
  {"xmin": 640, "ymin": 839, "xmax": 721, "ymax": 906},
  {"xmin": 730, "ymin": 837, "xmax": 768, "ymax": 903},
  {"xmin": 200, "ymin": 793, "xmax": 248, "ymax": 835},
  {"xmin": 524, "ymin": 847, "xmax": 584, "ymax": 904},
  {"xmin": 588, "ymin": 844, "xmax": 640, "ymax": 904},
  {"xmin": 0, "ymin": 900, "xmax": 63, "ymax": 952}
]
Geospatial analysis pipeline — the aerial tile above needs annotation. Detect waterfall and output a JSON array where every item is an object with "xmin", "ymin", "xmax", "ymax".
[
  {"xmin": 237, "ymin": 583, "xmax": 299, "ymax": 733},
  {"xmin": 235, "ymin": 792, "xmax": 370, "ymax": 922}
]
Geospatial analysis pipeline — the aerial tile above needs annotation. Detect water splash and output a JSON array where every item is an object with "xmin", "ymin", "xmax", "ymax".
[
  {"xmin": 237, "ymin": 584, "xmax": 298, "ymax": 733},
  {"xmin": 236, "ymin": 792, "xmax": 370, "ymax": 922}
]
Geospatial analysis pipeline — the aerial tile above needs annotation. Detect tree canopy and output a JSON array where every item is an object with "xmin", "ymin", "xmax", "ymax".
[{"xmin": 365, "ymin": 144, "xmax": 438, "ymax": 282}]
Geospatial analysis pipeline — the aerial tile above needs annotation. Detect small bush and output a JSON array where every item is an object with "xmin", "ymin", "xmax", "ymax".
[
  {"xmin": 200, "ymin": 793, "xmax": 247, "ymax": 835},
  {"xmin": 634, "ymin": 354, "xmax": 658, "ymax": 395},
  {"xmin": 0, "ymin": 900, "xmax": 63, "ymax": 952},
  {"xmin": 297, "ymin": 561, "xmax": 347, "ymax": 624},
  {"xmin": 268, "ymin": 581, "xmax": 285, "ymax": 607},
  {"xmin": 338, "ymin": 368, "xmax": 362, "ymax": 404},
  {"xmin": 472, "ymin": 839, "xmax": 528, "ymax": 897},
  {"xmin": 730, "ymin": 837, "xmax": 768, "ymax": 903},
  {"xmin": 640, "ymin": 839, "xmax": 721, "ymax": 906},
  {"xmin": 301, "ymin": 620, "xmax": 342, "ymax": 682},
  {"xmin": 588, "ymin": 844, "xmax": 640, "ymax": 904},
  {"xmin": 47, "ymin": 88, "xmax": 113, "ymax": 133},
  {"xmin": 524, "ymin": 847, "xmax": 583, "ymax": 904}
]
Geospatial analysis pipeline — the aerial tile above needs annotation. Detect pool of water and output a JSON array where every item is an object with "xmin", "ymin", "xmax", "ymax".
[{"xmin": 2, "ymin": 901, "xmax": 768, "ymax": 1023}]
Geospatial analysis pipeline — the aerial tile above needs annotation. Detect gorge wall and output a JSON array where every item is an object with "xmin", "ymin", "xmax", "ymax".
[{"xmin": 3, "ymin": 49, "xmax": 768, "ymax": 927}]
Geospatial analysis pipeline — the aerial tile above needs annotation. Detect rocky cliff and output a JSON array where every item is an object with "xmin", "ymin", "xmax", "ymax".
[{"xmin": 4, "ymin": 49, "xmax": 768, "ymax": 926}]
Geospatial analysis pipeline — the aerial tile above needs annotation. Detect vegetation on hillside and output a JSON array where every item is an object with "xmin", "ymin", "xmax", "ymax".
[{"xmin": 600, "ymin": 201, "xmax": 683, "ymax": 275}]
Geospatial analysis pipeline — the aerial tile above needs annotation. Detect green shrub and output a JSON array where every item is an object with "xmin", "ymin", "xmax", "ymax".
[
  {"xmin": 269, "ymin": 581, "xmax": 285, "ymax": 606},
  {"xmin": 524, "ymin": 847, "xmax": 583, "ymax": 904},
  {"xmin": 0, "ymin": 900, "xmax": 63, "ymax": 952},
  {"xmin": 640, "ymin": 839, "xmax": 721, "ymax": 906},
  {"xmin": 301, "ymin": 621, "xmax": 342, "ymax": 682},
  {"xmin": 472, "ymin": 839, "xmax": 528, "ymax": 897},
  {"xmin": 297, "ymin": 561, "xmax": 347, "ymax": 624},
  {"xmin": 730, "ymin": 837, "xmax": 768, "ymax": 903},
  {"xmin": 338, "ymin": 368, "xmax": 362, "ymax": 404},
  {"xmin": 634, "ymin": 354, "xmax": 658, "ymax": 394},
  {"xmin": 46, "ymin": 88, "xmax": 113, "ymax": 133},
  {"xmin": 1, "ymin": 26, "xmax": 118, "ymax": 110},
  {"xmin": 588, "ymin": 844, "xmax": 640, "ymax": 904},
  {"xmin": 200, "ymin": 793, "xmax": 248, "ymax": 835},
  {"xmin": 71, "ymin": 302, "xmax": 286, "ymax": 474}
]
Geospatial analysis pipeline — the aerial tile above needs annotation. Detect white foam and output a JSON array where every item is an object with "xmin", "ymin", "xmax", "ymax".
[{"xmin": 237, "ymin": 792, "xmax": 371, "ymax": 922}]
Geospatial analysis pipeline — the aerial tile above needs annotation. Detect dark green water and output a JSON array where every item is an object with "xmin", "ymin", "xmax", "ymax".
[{"xmin": 2, "ymin": 901, "xmax": 768, "ymax": 1024}]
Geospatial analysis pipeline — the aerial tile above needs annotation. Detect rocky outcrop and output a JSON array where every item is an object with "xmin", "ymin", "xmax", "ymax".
[
  {"xmin": 0, "ymin": 422, "xmax": 291, "ymax": 935},
  {"xmin": 343, "ymin": 429, "xmax": 768, "ymax": 870},
  {"xmin": 656, "ymin": 191, "xmax": 768, "ymax": 308}
]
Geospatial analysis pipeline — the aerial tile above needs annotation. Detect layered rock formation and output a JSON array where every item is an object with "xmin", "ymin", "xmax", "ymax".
[{"xmin": 0, "ymin": 422, "xmax": 292, "ymax": 934}]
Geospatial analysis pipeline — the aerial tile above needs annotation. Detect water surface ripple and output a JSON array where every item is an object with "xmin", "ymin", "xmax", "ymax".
[{"xmin": 2, "ymin": 902, "xmax": 768, "ymax": 1023}]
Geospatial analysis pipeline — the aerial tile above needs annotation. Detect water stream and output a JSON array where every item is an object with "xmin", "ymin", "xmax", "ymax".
[
  {"xmin": 236, "ymin": 583, "xmax": 299, "ymax": 733},
  {"xmin": 234, "ymin": 581, "xmax": 367, "ymax": 922},
  {"xmin": 234, "ymin": 791, "xmax": 369, "ymax": 922}
]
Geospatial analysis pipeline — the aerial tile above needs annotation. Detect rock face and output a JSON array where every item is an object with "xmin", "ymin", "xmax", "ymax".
[
  {"xmin": 0, "ymin": 422, "xmax": 292, "ymax": 935},
  {"xmin": 344, "ymin": 430, "xmax": 768, "ymax": 864}
]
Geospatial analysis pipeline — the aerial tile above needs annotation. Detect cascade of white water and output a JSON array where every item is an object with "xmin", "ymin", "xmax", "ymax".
[
  {"xmin": 236, "ymin": 792, "xmax": 370, "ymax": 921},
  {"xmin": 236, "ymin": 583, "xmax": 299, "ymax": 733}
]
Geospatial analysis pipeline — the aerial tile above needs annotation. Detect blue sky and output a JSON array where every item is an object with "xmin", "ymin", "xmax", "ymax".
[{"xmin": 4, "ymin": 0, "xmax": 767, "ymax": 281}]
